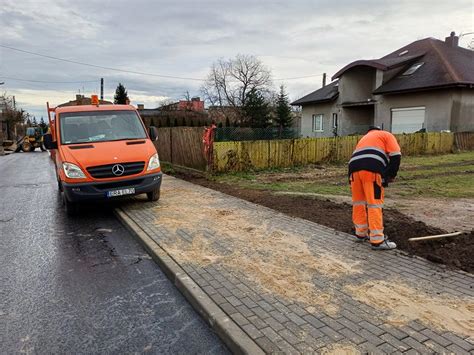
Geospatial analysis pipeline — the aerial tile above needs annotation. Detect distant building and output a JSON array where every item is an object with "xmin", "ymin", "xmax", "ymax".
[
  {"xmin": 57, "ymin": 94, "xmax": 112, "ymax": 107},
  {"xmin": 160, "ymin": 97, "xmax": 205, "ymax": 112},
  {"xmin": 292, "ymin": 32, "xmax": 474, "ymax": 137}
]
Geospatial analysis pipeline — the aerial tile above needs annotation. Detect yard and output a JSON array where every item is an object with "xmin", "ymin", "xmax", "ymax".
[{"xmin": 165, "ymin": 151, "xmax": 474, "ymax": 273}]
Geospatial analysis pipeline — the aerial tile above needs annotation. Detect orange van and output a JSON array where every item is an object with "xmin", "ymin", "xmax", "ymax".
[{"xmin": 43, "ymin": 100, "xmax": 162, "ymax": 215}]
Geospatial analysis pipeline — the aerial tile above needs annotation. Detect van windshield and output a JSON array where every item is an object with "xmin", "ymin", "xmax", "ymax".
[{"xmin": 60, "ymin": 110, "xmax": 147, "ymax": 144}]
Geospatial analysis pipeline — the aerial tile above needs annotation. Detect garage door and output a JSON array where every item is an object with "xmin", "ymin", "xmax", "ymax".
[{"xmin": 391, "ymin": 107, "xmax": 425, "ymax": 133}]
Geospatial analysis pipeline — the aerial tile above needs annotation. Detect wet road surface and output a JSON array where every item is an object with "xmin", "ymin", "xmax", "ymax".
[{"xmin": 0, "ymin": 152, "xmax": 228, "ymax": 354}]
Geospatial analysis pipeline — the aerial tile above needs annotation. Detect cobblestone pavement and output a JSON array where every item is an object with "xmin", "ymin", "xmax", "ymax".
[
  {"xmin": 121, "ymin": 175, "xmax": 474, "ymax": 354},
  {"xmin": 0, "ymin": 153, "xmax": 228, "ymax": 354}
]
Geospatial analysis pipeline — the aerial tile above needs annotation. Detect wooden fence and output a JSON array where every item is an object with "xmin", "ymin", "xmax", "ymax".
[
  {"xmin": 154, "ymin": 127, "xmax": 206, "ymax": 170},
  {"xmin": 212, "ymin": 132, "xmax": 473, "ymax": 173}
]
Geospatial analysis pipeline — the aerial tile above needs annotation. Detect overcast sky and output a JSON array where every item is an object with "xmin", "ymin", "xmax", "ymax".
[{"xmin": 1, "ymin": 0, "xmax": 473, "ymax": 118}]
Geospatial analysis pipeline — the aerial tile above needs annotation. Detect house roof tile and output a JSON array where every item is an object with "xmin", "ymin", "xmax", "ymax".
[
  {"xmin": 373, "ymin": 37, "xmax": 474, "ymax": 94},
  {"xmin": 291, "ymin": 81, "xmax": 339, "ymax": 106}
]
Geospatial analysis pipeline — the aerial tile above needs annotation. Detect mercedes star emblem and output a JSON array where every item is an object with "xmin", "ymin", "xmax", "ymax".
[{"xmin": 112, "ymin": 164, "xmax": 125, "ymax": 176}]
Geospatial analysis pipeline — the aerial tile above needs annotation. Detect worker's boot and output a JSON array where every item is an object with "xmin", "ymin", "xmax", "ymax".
[
  {"xmin": 371, "ymin": 238, "xmax": 397, "ymax": 250},
  {"xmin": 354, "ymin": 236, "xmax": 369, "ymax": 242}
]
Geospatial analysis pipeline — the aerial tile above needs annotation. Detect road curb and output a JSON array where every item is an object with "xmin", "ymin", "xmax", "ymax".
[{"xmin": 115, "ymin": 208, "xmax": 264, "ymax": 355}]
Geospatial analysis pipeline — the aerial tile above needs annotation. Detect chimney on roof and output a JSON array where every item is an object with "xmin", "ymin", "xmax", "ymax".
[
  {"xmin": 322, "ymin": 73, "xmax": 327, "ymax": 87},
  {"xmin": 445, "ymin": 31, "xmax": 459, "ymax": 47}
]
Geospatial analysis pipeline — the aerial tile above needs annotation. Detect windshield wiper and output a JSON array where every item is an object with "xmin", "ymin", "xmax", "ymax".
[{"xmin": 107, "ymin": 138, "xmax": 144, "ymax": 142}]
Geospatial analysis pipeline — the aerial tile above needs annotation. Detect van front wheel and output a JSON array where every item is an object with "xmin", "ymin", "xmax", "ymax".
[{"xmin": 147, "ymin": 188, "xmax": 160, "ymax": 202}]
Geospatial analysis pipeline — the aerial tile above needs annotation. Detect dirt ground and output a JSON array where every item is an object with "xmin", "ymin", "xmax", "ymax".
[{"xmin": 170, "ymin": 171, "xmax": 474, "ymax": 273}]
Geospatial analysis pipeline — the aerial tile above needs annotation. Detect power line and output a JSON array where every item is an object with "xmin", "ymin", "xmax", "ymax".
[
  {"xmin": 0, "ymin": 44, "xmax": 204, "ymax": 81},
  {"xmin": 1, "ymin": 44, "xmax": 323, "ymax": 82},
  {"xmin": 0, "ymin": 76, "xmax": 98, "ymax": 84}
]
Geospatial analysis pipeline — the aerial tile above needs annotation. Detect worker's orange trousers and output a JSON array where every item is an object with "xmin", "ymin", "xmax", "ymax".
[{"xmin": 350, "ymin": 171, "xmax": 385, "ymax": 244}]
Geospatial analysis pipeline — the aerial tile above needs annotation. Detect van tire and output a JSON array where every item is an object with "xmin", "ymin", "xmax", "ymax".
[
  {"xmin": 147, "ymin": 188, "xmax": 160, "ymax": 202},
  {"xmin": 62, "ymin": 192, "xmax": 78, "ymax": 216}
]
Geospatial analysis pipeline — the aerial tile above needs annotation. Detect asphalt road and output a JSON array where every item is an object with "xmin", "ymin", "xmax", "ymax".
[{"xmin": 0, "ymin": 152, "xmax": 228, "ymax": 354}]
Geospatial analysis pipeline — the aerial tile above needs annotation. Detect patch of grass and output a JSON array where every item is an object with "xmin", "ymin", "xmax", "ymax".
[{"xmin": 210, "ymin": 151, "xmax": 474, "ymax": 199}]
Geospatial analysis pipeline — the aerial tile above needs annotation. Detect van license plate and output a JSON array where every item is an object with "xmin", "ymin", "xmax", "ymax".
[{"xmin": 107, "ymin": 188, "xmax": 135, "ymax": 198}]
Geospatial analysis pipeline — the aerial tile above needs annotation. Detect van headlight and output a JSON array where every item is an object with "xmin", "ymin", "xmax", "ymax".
[
  {"xmin": 147, "ymin": 153, "xmax": 160, "ymax": 171},
  {"xmin": 63, "ymin": 162, "xmax": 86, "ymax": 179}
]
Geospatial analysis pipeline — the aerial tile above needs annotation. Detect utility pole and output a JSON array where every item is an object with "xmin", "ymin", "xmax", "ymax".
[{"xmin": 100, "ymin": 78, "xmax": 104, "ymax": 101}]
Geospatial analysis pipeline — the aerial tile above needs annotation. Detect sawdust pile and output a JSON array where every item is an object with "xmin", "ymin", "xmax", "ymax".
[
  {"xmin": 320, "ymin": 343, "xmax": 361, "ymax": 355},
  {"xmin": 153, "ymin": 183, "xmax": 360, "ymax": 311},
  {"xmin": 346, "ymin": 280, "xmax": 474, "ymax": 337}
]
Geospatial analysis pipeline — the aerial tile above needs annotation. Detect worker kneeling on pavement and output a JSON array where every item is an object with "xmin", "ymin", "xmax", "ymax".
[{"xmin": 348, "ymin": 126, "xmax": 401, "ymax": 250}]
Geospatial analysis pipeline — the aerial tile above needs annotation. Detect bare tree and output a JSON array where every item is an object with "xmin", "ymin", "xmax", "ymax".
[
  {"xmin": 1, "ymin": 93, "xmax": 28, "ymax": 140},
  {"xmin": 201, "ymin": 54, "xmax": 272, "ymax": 108}
]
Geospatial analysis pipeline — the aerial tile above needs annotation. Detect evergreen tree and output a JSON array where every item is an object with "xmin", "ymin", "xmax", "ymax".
[
  {"xmin": 225, "ymin": 116, "xmax": 231, "ymax": 127},
  {"xmin": 242, "ymin": 88, "xmax": 270, "ymax": 128},
  {"xmin": 166, "ymin": 116, "xmax": 171, "ymax": 127},
  {"xmin": 190, "ymin": 120, "xmax": 194, "ymax": 127},
  {"xmin": 275, "ymin": 85, "xmax": 293, "ymax": 129},
  {"xmin": 39, "ymin": 116, "xmax": 48, "ymax": 133},
  {"xmin": 218, "ymin": 122, "xmax": 223, "ymax": 128},
  {"xmin": 114, "ymin": 83, "xmax": 129, "ymax": 104},
  {"xmin": 174, "ymin": 118, "xmax": 179, "ymax": 127},
  {"xmin": 32, "ymin": 116, "xmax": 38, "ymax": 126}
]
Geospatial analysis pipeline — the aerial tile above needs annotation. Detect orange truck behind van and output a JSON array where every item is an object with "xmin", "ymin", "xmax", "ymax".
[{"xmin": 44, "ymin": 97, "xmax": 162, "ymax": 215}]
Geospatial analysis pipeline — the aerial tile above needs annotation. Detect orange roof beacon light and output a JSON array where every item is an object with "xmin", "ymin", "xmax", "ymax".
[{"xmin": 91, "ymin": 94, "xmax": 99, "ymax": 106}]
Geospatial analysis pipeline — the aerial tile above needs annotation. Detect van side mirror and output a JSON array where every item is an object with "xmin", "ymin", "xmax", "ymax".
[
  {"xmin": 43, "ymin": 133, "xmax": 58, "ymax": 149},
  {"xmin": 149, "ymin": 126, "xmax": 158, "ymax": 141}
]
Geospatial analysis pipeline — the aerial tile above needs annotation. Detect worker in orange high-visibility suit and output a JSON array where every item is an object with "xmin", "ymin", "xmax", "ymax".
[{"xmin": 348, "ymin": 126, "xmax": 401, "ymax": 250}]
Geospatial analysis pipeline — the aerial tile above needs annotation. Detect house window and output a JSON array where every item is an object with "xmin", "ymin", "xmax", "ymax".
[
  {"xmin": 332, "ymin": 113, "xmax": 338, "ymax": 128},
  {"xmin": 312, "ymin": 114, "xmax": 323, "ymax": 132},
  {"xmin": 402, "ymin": 62, "xmax": 424, "ymax": 76}
]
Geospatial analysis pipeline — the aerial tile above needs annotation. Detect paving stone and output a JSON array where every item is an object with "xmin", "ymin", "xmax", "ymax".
[
  {"xmin": 257, "ymin": 300, "xmax": 274, "ymax": 312},
  {"xmin": 321, "ymin": 316, "xmax": 345, "ymax": 331},
  {"xmin": 250, "ymin": 306, "xmax": 271, "ymax": 320},
  {"xmin": 339, "ymin": 327, "xmax": 366, "ymax": 345},
  {"xmin": 357, "ymin": 341, "xmax": 385, "ymax": 355},
  {"xmin": 402, "ymin": 337, "xmax": 433, "ymax": 353},
  {"xmin": 278, "ymin": 329, "xmax": 301, "ymax": 346},
  {"xmin": 219, "ymin": 302, "xmax": 237, "ymax": 316},
  {"xmin": 216, "ymin": 287, "xmax": 233, "ymax": 298},
  {"xmin": 240, "ymin": 296, "xmax": 258, "ymax": 309},
  {"xmin": 201, "ymin": 285, "xmax": 218, "ymax": 296},
  {"xmin": 300, "ymin": 324, "xmax": 324, "ymax": 339},
  {"xmin": 269, "ymin": 310, "xmax": 289, "ymax": 323},
  {"xmin": 211, "ymin": 293, "xmax": 226, "ymax": 305},
  {"xmin": 380, "ymin": 332, "xmax": 412, "ymax": 352},
  {"xmin": 320, "ymin": 326, "xmax": 344, "ymax": 342},
  {"xmin": 225, "ymin": 295, "xmax": 243, "ymax": 307},
  {"xmin": 446, "ymin": 343, "xmax": 470, "ymax": 355},
  {"xmin": 401, "ymin": 326, "xmax": 429, "ymax": 343},
  {"xmin": 275, "ymin": 339, "xmax": 300, "ymax": 354},
  {"xmin": 420, "ymin": 329, "xmax": 452, "ymax": 347},
  {"xmin": 254, "ymin": 336, "xmax": 280, "ymax": 353},
  {"xmin": 247, "ymin": 315, "xmax": 267, "ymax": 330},
  {"xmin": 376, "ymin": 342, "xmax": 398, "ymax": 354},
  {"xmin": 260, "ymin": 326, "xmax": 283, "ymax": 343},
  {"xmin": 234, "ymin": 304, "xmax": 254, "ymax": 318},
  {"xmin": 379, "ymin": 324, "xmax": 408, "ymax": 340},
  {"xmin": 358, "ymin": 329, "xmax": 385, "ymax": 347},
  {"xmin": 423, "ymin": 339, "xmax": 451, "ymax": 354},
  {"xmin": 302, "ymin": 314, "xmax": 325, "ymax": 329},
  {"xmin": 286, "ymin": 312, "xmax": 307, "ymax": 326},
  {"xmin": 358, "ymin": 320, "xmax": 385, "ymax": 336},
  {"xmin": 441, "ymin": 332, "xmax": 473, "ymax": 351},
  {"xmin": 231, "ymin": 313, "xmax": 250, "ymax": 327},
  {"xmin": 265, "ymin": 316, "xmax": 286, "ymax": 332},
  {"xmin": 288, "ymin": 304, "xmax": 308, "ymax": 317},
  {"xmin": 241, "ymin": 323, "xmax": 263, "ymax": 340}
]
